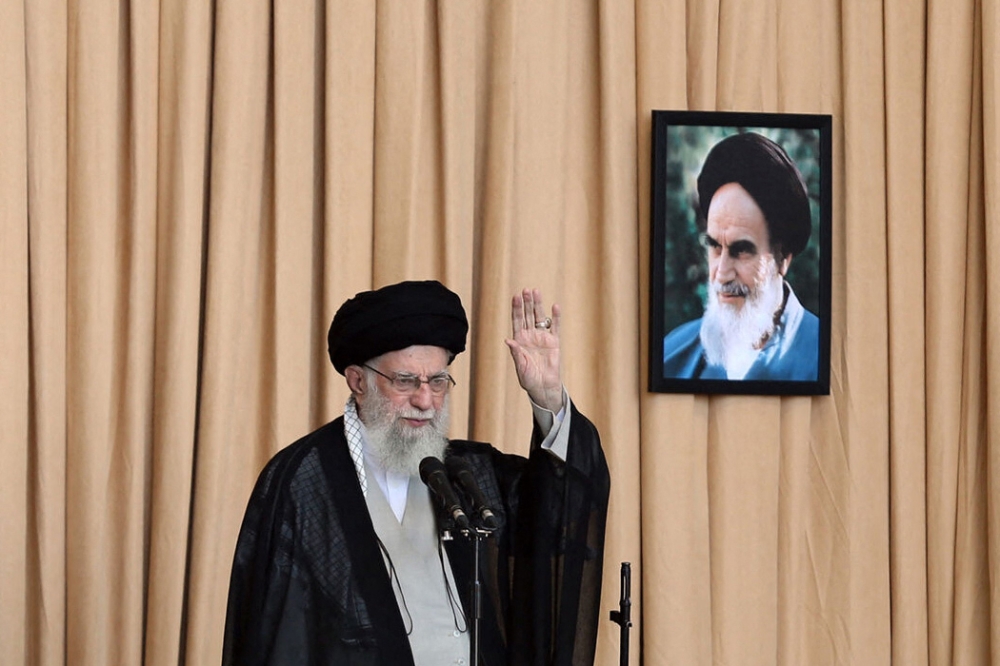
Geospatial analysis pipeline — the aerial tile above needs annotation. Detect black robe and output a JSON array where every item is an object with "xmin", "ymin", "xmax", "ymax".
[{"xmin": 222, "ymin": 404, "xmax": 609, "ymax": 665}]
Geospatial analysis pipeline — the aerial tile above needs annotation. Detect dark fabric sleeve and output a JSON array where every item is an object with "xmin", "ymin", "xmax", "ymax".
[
  {"xmin": 446, "ymin": 403, "xmax": 610, "ymax": 666},
  {"xmin": 222, "ymin": 422, "xmax": 414, "ymax": 666},
  {"xmin": 222, "ymin": 446, "xmax": 309, "ymax": 666},
  {"xmin": 508, "ymin": 403, "xmax": 610, "ymax": 666}
]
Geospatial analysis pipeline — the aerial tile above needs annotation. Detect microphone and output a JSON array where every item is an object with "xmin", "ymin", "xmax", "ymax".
[
  {"xmin": 419, "ymin": 457, "xmax": 471, "ymax": 530},
  {"xmin": 445, "ymin": 456, "xmax": 498, "ymax": 530}
]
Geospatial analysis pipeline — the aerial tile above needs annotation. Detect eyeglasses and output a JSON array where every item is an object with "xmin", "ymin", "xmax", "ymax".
[{"xmin": 364, "ymin": 364, "xmax": 456, "ymax": 395}]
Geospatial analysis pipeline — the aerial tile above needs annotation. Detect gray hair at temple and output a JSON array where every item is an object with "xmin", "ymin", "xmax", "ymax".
[{"xmin": 696, "ymin": 132, "xmax": 812, "ymax": 262}]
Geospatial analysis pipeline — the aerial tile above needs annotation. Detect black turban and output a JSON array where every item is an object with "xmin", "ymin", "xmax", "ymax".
[
  {"xmin": 697, "ymin": 132, "xmax": 812, "ymax": 258},
  {"xmin": 327, "ymin": 280, "xmax": 469, "ymax": 375}
]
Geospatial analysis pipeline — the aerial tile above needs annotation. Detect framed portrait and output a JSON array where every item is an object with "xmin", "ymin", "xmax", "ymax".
[{"xmin": 649, "ymin": 110, "xmax": 832, "ymax": 395}]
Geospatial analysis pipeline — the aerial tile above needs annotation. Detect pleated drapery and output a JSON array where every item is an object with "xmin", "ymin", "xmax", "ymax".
[{"xmin": 2, "ymin": 0, "xmax": 998, "ymax": 664}]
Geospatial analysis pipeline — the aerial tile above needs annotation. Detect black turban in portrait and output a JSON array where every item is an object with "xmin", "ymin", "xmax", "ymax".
[
  {"xmin": 327, "ymin": 280, "xmax": 469, "ymax": 374},
  {"xmin": 697, "ymin": 132, "xmax": 813, "ymax": 259}
]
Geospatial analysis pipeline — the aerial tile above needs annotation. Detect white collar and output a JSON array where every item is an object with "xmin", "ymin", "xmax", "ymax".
[
  {"xmin": 344, "ymin": 395, "xmax": 410, "ymax": 521},
  {"xmin": 343, "ymin": 396, "xmax": 368, "ymax": 496}
]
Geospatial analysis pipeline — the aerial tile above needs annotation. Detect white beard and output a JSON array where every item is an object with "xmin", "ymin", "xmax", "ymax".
[
  {"xmin": 361, "ymin": 384, "xmax": 450, "ymax": 476},
  {"xmin": 700, "ymin": 259, "xmax": 785, "ymax": 379}
]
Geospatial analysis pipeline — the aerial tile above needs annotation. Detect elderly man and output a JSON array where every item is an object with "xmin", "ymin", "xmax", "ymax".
[
  {"xmin": 223, "ymin": 281, "xmax": 609, "ymax": 666},
  {"xmin": 662, "ymin": 132, "xmax": 820, "ymax": 381}
]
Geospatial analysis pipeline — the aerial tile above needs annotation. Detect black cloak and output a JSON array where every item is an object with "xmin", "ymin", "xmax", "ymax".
[{"xmin": 222, "ymin": 404, "xmax": 610, "ymax": 665}]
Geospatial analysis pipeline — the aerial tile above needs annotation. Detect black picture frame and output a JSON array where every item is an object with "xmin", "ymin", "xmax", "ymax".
[{"xmin": 649, "ymin": 110, "xmax": 832, "ymax": 395}]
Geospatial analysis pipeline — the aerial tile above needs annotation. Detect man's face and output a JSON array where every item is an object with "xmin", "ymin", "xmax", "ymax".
[
  {"xmin": 357, "ymin": 345, "xmax": 451, "ymax": 420},
  {"xmin": 699, "ymin": 182, "xmax": 789, "ymax": 374},
  {"xmin": 703, "ymin": 182, "xmax": 782, "ymax": 310},
  {"xmin": 350, "ymin": 345, "xmax": 452, "ymax": 475}
]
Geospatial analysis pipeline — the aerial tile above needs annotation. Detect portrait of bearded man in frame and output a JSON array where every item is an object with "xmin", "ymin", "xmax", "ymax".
[{"xmin": 649, "ymin": 112, "xmax": 831, "ymax": 396}]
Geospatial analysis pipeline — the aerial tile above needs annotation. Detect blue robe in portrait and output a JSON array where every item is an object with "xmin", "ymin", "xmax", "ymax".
[{"xmin": 662, "ymin": 284, "xmax": 819, "ymax": 381}]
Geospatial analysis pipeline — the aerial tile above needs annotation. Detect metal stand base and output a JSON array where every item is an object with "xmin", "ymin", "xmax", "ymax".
[{"xmin": 609, "ymin": 562, "xmax": 633, "ymax": 666}]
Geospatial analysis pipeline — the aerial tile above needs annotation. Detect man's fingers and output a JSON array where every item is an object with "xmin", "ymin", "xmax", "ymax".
[
  {"xmin": 510, "ymin": 293, "xmax": 524, "ymax": 336},
  {"xmin": 511, "ymin": 288, "xmax": 558, "ymax": 335}
]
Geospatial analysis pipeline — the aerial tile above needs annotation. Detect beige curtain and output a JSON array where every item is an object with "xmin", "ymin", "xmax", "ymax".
[{"xmin": 2, "ymin": 0, "xmax": 997, "ymax": 663}]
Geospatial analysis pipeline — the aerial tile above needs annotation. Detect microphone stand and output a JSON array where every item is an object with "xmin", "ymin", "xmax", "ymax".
[
  {"xmin": 451, "ymin": 525, "xmax": 492, "ymax": 666},
  {"xmin": 609, "ymin": 562, "xmax": 632, "ymax": 666},
  {"xmin": 426, "ymin": 456, "xmax": 497, "ymax": 666}
]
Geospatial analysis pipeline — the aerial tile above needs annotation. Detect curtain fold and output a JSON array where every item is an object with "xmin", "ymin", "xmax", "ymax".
[
  {"xmin": 985, "ymin": 0, "xmax": 1000, "ymax": 658},
  {"xmin": 2, "ymin": 0, "xmax": 30, "ymax": 662},
  {"xmin": 3, "ymin": 0, "xmax": 998, "ymax": 663},
  {"xmin": 143, "ymin": 1, "xmax": 212, "ymax": 662},
  {"xmin": 884, "ymin": 0, "xmax": 929, "ymax": 663},
  {"xmin": 839, "ymin": 0, "xmax": 893, "ymax": 662}
]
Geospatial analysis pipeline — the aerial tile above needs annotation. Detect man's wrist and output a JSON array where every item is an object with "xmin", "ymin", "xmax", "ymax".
[{"xmin": 529, "ymin": 386, "xmax": 565, "ymax": 415}]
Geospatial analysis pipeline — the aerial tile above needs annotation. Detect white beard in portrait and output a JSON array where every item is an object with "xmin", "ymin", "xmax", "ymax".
[{"xmin": 700, "ymin": 255, "xmax": 785, "ymax": 379}]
